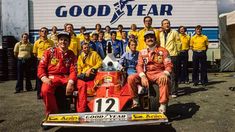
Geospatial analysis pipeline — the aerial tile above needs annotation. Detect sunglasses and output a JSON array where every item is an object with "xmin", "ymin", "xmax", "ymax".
[{"xmin": 40, "ymin": 30, "xmax": 47, "ymax": 33}]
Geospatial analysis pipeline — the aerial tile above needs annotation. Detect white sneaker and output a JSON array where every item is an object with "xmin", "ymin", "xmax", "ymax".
[
  {"xmin": 137, "ymin": 85, "xmax": 145, "ymax": 94},
  {"xmin": 171, "ymin": 94, "xmax": 177, "ymax": 98},
  {"xmin": 131, "ymin": 98, "xmax": 139, "ymax": 108},
  {"xmin": 159, "ymin": 104, "xmax": 166, "ymax": 114}
]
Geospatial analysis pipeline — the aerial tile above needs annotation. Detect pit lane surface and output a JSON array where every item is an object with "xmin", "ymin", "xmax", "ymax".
[{"xmin": 0, "ymin": 72, "xmax": 235, "ymax": 132}]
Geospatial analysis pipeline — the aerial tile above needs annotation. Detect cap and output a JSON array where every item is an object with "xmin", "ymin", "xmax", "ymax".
[
  {"xmin": 84, "ymin": 31, "xmax": 90, "ymax": 35},
  {"xmin": 144, "ymin": 30, "xmax": 155, "ymax": 37},
  {"xmin": 57, "ymin": 31, "xmax": 70, "ymax": 39},
  {"xmin": 92, "ymin": 32, "xmax": 98, "ymax": 36}
]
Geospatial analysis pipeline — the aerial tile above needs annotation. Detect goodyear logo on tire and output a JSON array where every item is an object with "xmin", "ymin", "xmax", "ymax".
[
  {"xmin": 131, "ymin": 113, "xmax": 167, "ymax": 121},
  {"xmin": 47, "ymin": 115, "xmax": 79, "ymax": 122}
]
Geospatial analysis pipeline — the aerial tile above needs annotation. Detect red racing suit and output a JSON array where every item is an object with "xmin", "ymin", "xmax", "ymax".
[
  {"xmin": 38, "ymin": 47, "xmax": 77, "ymax": 115},
  {"xmin": 127, "ymin": 46, "xmax": 173, "ymax": 104}
]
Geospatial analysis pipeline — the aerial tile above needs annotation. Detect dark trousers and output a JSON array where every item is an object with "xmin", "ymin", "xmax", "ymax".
[
  {"xmin": 178, "ymin": 51, "xmax": 189, "ymax": 82},
  {"xmin": 36, "ymin": 60, "xmax": 42, "ymax": 97},
  {"xmin": 170, "ymin": 56, "xmax": 179, "ymax": 94},
  {"xmin": 15, "ymin": 58, "xmax": 32, "ymax": 92},
  {"xmin": 192, "ymin": 51, "xmax": 208, "ymax": 84}
]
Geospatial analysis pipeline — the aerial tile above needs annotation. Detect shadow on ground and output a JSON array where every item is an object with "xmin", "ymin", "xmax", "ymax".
[
  {"xmin": 0, "ymin": 120, "xmax": 5, "ymax": 123},
  {"xmin": 177, "ymin": 87, "xmax": 208, "ymax": 96},
  {"xmin": 55, "ymin": 123, "xmax": 176, "ymax": 132},
  {"xmin": 206, "ymin": 81, "xmax": 226, "ymax": 86},
  {"xmin": 167, "ymin": 102, "xmax": 200, "ymax": 122}
]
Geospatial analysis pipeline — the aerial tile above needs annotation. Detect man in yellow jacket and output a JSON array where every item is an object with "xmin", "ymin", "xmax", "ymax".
[
  {"xmin": 137, "ymin": 16, "xmax": 160, "ymax": 51},
  {"xmin": 65, "ymin": 23, "xmax": 81, "ymax": 56},
  {"xmin": 159, "ymin": 19, "xmax": 181, "ymax": 98},
  {"xmin": 76, "ymin": 42, "xmax": 102, "ymax": 112}
]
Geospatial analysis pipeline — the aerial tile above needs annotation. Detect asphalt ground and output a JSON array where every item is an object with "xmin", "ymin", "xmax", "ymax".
[{"xmin": 0, "ymin": 72, "xmax": 235, "ymax": 132}]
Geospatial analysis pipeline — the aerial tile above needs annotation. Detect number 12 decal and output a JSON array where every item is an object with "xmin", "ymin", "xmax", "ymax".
[{"xmin": 94, "ymin": 98, "xmax": 119, "ymax": 112}]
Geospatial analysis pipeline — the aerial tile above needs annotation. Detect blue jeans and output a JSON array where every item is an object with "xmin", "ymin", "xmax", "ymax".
[
  {"xmin": 15, "ymin": 58, "xmax": 32, "ymax": 91},
  {"xmin": 36, "ymin": 59, "xmax": 43, "ymax": 97}
]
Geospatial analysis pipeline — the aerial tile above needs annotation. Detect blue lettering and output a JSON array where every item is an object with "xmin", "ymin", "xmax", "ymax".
[
  {"xmin": 69, "ymin": 5, "xmax": 82, "ymax": 16},
  {"xmin": 147, "ymin": 4, "xmax": 158, "ymax": 15},
  {"xmin": 84, "ymin": 5, "xmax": 96, "ymax": 16},
  {"xmin": 160, "ymin": 4, "xmax": 173, "ymax": 15},
  {"xmin": 126, "ymin": 4, "xmax": 137, "ymax": 16},
  {"xmin": 98, "ymin": 5, "xmax": 110, "ymax": 16},
  {"xmin": 55, "ymin": 6, "xmax": 67, "ymax": 17},
  {"xmin": 137, "ymin": 4, "xmax": 147, "ymax": 16}
]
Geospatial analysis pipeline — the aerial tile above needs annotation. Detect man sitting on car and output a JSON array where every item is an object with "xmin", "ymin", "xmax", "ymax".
[
  {"xmin": 76, "ymin": 42, "xmax": 102, "ymax": 112},
  {"xmin": 127, "ymin": 30, "xmax": 173, "ymax": 113},
  {"xmin": 38, "ymin": 31, "xmax": 77, "ymax": 115}
]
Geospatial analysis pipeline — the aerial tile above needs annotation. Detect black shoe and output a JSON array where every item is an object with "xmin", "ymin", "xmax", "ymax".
[
  {"xmin": 14, "ymin": 91, "xmax": 21, "ymax": 94},
  {"xmin": 26, "ymin": 88, "xmax": 33, "ymax": 91},
  {"xmin": 193, "ymin": 83, "xmax": 198, "ymax": 86},
  {"xmin": 37, "ymin": 95, "xmax": 42, "ymax": 99},
  {"xmin": 202, "ymin": 83, "xmax": 207, "ymax": 87},
  {"xmin": 185, "ymin": 81, "xmax": 190, "ymax": 84}
]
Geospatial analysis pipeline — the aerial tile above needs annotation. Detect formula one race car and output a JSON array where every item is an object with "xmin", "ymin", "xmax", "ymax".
[{"xmin": 42, "ymin": 47, "xmax": 168, "ymax": 127}]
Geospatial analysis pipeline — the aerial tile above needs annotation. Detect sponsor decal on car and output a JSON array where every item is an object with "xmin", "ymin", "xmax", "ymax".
[
  {"xmin": 84, "ymin": 113, "xmax": 128, "ymax": 122},
  {"xmin": 104, "ymin": 76, "xmax": 112, "ymax": 83},
  {"xmin": 47, "ymin": 115, "xmax": 79, "ymax": 122},
  {"xmin": 131, "ymin": 113, "xmax": 167, "ymax": 121}
]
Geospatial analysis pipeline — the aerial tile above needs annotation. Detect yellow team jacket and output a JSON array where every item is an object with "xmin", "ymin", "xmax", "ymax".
[
  {"xmin": 128, "ymin": 30, "xmax": 139, "ymax": 38},
  {"xmin": 137, "ymin": 27, "xmax": 160, "ymax": 51},
  {"xmin": 77, "ymin": 51, "xmax": 102, "ymax": 75},
  {"xmin": 69, "ymin": 34, "xmax": 81, "ymax": 56},
  {"xmin": 159, "ymin": 29, "xmax": 181, "ymax": 56}
]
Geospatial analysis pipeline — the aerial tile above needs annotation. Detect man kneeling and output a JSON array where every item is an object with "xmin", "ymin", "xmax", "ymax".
[{"xmin": 127, "ymin": 31, "xmax": 173, "ymax": 113}]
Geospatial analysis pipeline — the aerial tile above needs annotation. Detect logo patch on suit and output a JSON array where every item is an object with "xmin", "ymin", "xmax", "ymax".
[
  {"xmin": 154, "ymin": 51, "xmax": 163, "ymax": 63},
  {"xmin": 51, "ymin": 58, "xmax": 59, "ymax": 65}
]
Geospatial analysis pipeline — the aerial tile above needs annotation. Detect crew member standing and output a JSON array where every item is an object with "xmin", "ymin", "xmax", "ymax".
[
  {"xmin": 178, "ymin": 26, "xmax": 190, "ymax": 84},
  {"xmin": 48, "ymin": 26, "xmax": 58, "ymax": 46},
  {"xmin": 64, "ymin": 23, "xmax": 81, "ymax": 57},
  {"xmin": 14, "ymin": 33, "xmax": 33, "ymax": 93},
  {"xmin": 159, "ymin": 19, "xmax": 181, "ymax": 98},
  {"xmin": 33, "ymin": 27, "xmax": 54, "ymax": 99},
  {"xmin": 137, "ymin": 16, "xmax": 160, "ymax": 51},
  {"xmin": 190, "ymin": 25, "xmax": 209, "ymax": 86},
  {"xmin": 107, "ymin": 31, "xmax": 123, "ymax": 58}
]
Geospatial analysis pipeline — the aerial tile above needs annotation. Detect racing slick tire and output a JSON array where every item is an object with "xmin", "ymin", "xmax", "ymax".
[{"xmin": 149, "ymin": 83, "xmax": 160, "ymax": 111}]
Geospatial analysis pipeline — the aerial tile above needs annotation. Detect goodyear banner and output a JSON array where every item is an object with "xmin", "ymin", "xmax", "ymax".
[{"xmin": 29, "ymin": 0, "xmax": 218, "ymax": 43}]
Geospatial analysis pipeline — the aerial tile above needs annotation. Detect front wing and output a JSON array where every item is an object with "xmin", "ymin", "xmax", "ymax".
[{"xmin": 42, "ymin": 111, "xmax": 168, "ymax": 127}]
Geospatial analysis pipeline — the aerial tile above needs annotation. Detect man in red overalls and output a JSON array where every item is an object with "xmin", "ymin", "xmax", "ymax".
[
  {"xmin": 38, "ymin": 31, "xmax": 77, "ymax": 115},
  {"xmin": 127, "ymin": 30, "xmax": 173, "ymax": 113}
]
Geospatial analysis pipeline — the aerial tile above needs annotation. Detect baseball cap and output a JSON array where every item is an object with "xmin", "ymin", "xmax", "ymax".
[
  {"xmin": 84, "ymin": 31, "xmax": 90, "ymax": 35},
  {"xmin": 57, "ymin": 31, "xmax": 70, "ymax": 39},
  {"xmin": 144, "ymin": 30, "xmax": 155, "ymax": 37}
]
